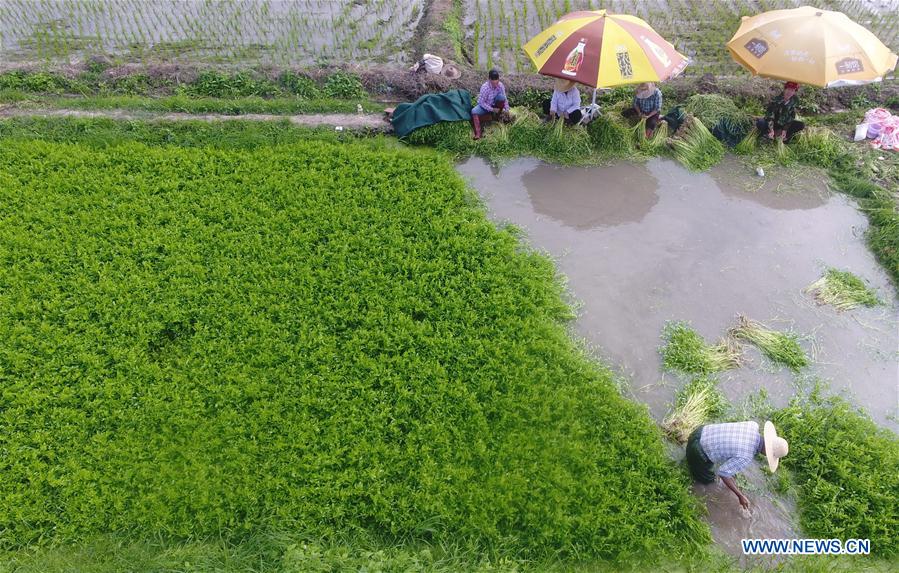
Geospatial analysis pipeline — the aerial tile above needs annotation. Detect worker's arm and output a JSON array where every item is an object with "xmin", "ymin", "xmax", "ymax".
[
  {"xmin": 721, "ymin": 476, "xmax": 750, "ymax": 510},
  {"xmin": 764, "ymin": 99, "xmax": 778, "ymax": 137},
  {"xmin": 718, "ymin": 456, "xmax": 754, "ymax": 510},
  {"xmin": 478, "ymin": 85, "xmax": 495, "ymax": 112},
  {"xmin": 549, "ymin": 91, "xmax": 559, "ymax": 118}
]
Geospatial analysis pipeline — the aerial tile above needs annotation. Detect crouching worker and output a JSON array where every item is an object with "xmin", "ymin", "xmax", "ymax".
[
  {"xmin": 756, "ymin": 81, "xmax": 804, "ymax": 142},
  {"xmin": 622, "ymin": 82, "xmax": 662, "ymax": 137},
  {"xmin": 471, "ymin": 68, "xmax": 509, "ymax": 140},
  {"xmin": 686, "ymin": 421, "xmax": 788, "ymax": 511},
  {"xmin": 543, "ymin": 78, "xmax": 582, "ymax": 125}
]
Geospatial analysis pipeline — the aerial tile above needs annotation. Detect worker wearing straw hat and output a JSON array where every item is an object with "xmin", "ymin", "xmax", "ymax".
[
  {"xmin": 622, "ymin": 82, "xmax": 663, "ymax": 137},
  {"xmin": 543, "ymin": 78, "xmax": 583, "ymax": 125},
  {"xmin": 686, "ymin": 421, "xmax": 788, "ymax": 511}
]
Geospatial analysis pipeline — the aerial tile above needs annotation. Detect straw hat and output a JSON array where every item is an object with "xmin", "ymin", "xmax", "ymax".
[
  {"xmin": 441, "ymin": 63, "xmax": 461, "ymax": 79},
  {"xmin": 764, "ymin": 421, "xmax": 789, "ymax": 472},
  {"xmin": 554, "ymin": 77, "xmax": 576, "ymax": 92},
  {"xmin": 635, "ymin": 82, "xmax": 656, "ymax": 98}
]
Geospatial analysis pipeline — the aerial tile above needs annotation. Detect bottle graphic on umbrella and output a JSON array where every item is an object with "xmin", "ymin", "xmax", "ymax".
[{"xmin": 562, "ymin": 38, "xmax": 586, "ymax": 76}]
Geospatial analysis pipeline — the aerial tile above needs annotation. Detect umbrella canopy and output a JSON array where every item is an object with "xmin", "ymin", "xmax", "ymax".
[
  {"xmin": 522, "ymin": 10, "xmax": 688, "ymax": 88},
  {"xmin": 727, "ymin": 6, "xmax": 899, "ymax": 87}
]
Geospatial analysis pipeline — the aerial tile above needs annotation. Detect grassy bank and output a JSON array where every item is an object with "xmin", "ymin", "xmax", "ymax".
[
  {"xmin": 0, "ymin": 68, "xmax": 379, "ymax": 115},
  {"xmin": 774, "ymin": 390, "xmax": 899, "ymax": 557},
  {"xmin": 0, "ymin": 69, "xmax": 368, "ymax": 100},
  {"xmin": 0, "ymin": 133, "xmax": 708, "ymax": 563}
]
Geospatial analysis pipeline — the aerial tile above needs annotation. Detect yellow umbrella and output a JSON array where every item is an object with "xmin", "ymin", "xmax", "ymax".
[
  {"xmin": 727, "ymin": 6, "xmax": 898, "ymax": 87},
  {"xmin": 522, "ymin": 10, "xmax": 688, "ymax": 88}
]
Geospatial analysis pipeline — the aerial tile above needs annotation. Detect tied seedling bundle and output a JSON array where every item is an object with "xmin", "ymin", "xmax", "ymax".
[
  {"xmin": 669, "ymin": 115, "xmax": 725, "ymax": 171},
  {"xmin": 662, "ymin": 377, "xmax": 729, "ymax": 444},
  {"xmin": 684, "ymin": 93, "xmax": 752, "ymax": 138},
  {"xmin": 541, "ymin": 115, "xmax": 593, "ymax": 163},
  {"xmin": 646, "ymin": 119, "xmax": 669, "ymax": 152},
  {"xmin": 805, "ymin": 269, "xmax": 880, "ymax": 310},
  {"xmin": 775, "ymin": 137, "xmax": 791, "ymax": 164},
  {"xmin": 661, "ymin": 321, "xmax": 741, "ymax": 375},
  {"xmin": 730, "ymin": 315, "xmax": 808, "ymax": 371},
  {"xmin": 734, "ymin": 127, "xmax": 758, "ymax": 155},
  {"xmin": 790, "ymin": 126, "xmax": 844, "ymax": 165},
  {"xmin": 631, "ymin": 117, "xmax": 669, "ymax": 153},
  {"xmin": 631, "ymin": 117, "xmax": 648, "ymax": 146},
  {"xmin": 586, "ymin": 101, "xmax": 634, "ymax": 158}
]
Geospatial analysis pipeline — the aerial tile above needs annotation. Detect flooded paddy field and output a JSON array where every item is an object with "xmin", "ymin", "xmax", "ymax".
[
  {"xmin": 459, "ymin": 156, "xmax": 898, "ymax": 429},
  {"xmin": 459, "ymin": 155, "xmax": 898, "ymax": 556},
  {"xmin": 464, "ymin": 0, "xmax": 899, "ymax": 74},
  {"xmin": 0, "ymin": 0, "xmax": 424, "ymax": 65}
]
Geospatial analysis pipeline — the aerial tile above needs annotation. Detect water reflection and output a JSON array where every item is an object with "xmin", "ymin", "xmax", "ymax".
[{"xmin": 522, "ymin": 162, "xmax": 659, "ymax": 230}]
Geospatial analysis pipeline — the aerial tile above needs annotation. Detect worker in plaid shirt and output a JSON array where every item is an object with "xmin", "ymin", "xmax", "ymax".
[
  {"xmin": 686, "ymin": 421, "xmax": 789, "ymax": 510},
  {"xmin": 470, "ymin": 69, "xmax": 508, "ymax": 140}
]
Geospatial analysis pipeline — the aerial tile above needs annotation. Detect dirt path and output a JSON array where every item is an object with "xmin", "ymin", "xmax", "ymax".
[{"xmin": 0, "ymin": 106, "xmax": 392, "ymax": 131}]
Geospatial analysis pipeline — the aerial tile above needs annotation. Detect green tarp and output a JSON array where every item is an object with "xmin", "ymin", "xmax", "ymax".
[{"xmin": 391, "ymin": 89, "xmax": 472, "ymax": 138}]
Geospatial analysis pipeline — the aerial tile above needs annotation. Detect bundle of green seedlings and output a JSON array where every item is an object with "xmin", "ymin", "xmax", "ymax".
[
  {"xmin": 507, "ymin": 106, "xmax": 593, "ymax": 163},
  {"xmin": 804, "ymin": 268, "xmax": 880, "ymax": 310},
  {"xmin": 734, "ymin": 127, "xmax": 758, "ymax": 155},
  {"xmin": 661, "ymin": 321, "xmax": 742, "ymax": 375},
  {"xmin": 669, "ymin": 115, "xmax": 725, "ymax": 171},
  {"xmin": 730, "ymin": 315, "xmax": 808, "ymax": 371},
  {"xmin": 662, "ymin": 376, "xmax": 729, "ymax": 444},
  {"xmin": 775, "ymin": 138, "xmax": 791, "ymax": 164},
  {"xmin": 585, "ymin": 111, "xmax": 635, "ymax": 159},
  {"xmin": 630, "ymin": 117, "xmax": 669, "ymax": 153},
  {"xmin": 631, "ymin": 117, "xmax": 648, "ymax": 147},
  {"xmin": 789, "ymin": 126, "xmax": 844, "ymax": 165},
  {"xmin": 684, "ymin": 93, "xmax": 752, "ymax": 135},
  {"xmin": 646, "ymin": 119, "xmax": 669, "ymax": 152}
]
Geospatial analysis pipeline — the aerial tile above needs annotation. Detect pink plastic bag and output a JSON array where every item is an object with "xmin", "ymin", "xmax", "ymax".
[
  {"xmin": 864, "ymin": 108, "xmax": 891, "ymax": 139},
  {"xmin": 872, "ymin": 115, "xmax": 899, "ymax": 152}
]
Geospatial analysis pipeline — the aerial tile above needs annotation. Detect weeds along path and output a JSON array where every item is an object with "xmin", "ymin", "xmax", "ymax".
[{"xmin": 0, "ymin": 106, "xmax": 390, "ymax": 131}]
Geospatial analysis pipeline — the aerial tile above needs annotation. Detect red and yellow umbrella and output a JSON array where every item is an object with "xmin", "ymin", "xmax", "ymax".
[{"xmin": 523, "ymin": 10, "xmax": 689, "ymax": 88}]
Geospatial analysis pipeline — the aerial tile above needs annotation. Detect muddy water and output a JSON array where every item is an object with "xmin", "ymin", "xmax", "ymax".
[{"xmin": 457, "ymin": 156, "xmax": 898, "ymax": 557}]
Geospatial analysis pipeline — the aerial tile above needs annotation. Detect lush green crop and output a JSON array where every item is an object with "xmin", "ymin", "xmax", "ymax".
[
  {"xmin": 774, "ymin": 390, "xmax": 899, "ymax": 557},
  {"xmin": 0, "ymin": 138, "xmax": 707, "ymax": 559}
]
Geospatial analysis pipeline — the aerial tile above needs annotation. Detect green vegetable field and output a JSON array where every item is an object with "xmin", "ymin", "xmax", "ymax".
[{"xmin": 0, "ymin": 137, "xmax": 708, "ymax": 561}]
